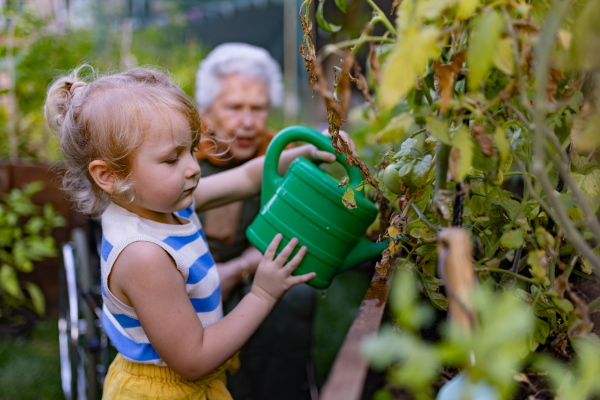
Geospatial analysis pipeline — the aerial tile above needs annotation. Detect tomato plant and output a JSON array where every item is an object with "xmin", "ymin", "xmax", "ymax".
[{"xmin": 300, "ymin": 0, "xmax": 600, "ymax": 398}]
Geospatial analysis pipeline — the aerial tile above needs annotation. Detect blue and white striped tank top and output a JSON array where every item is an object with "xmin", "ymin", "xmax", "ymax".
[{"xmin": 100, "ymin": 202, "xmax": 223, "ymax": 366}]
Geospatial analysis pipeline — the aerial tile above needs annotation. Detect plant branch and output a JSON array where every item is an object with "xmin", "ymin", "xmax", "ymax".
[
  {"xmin": 366, "ymin": 0, "xmax": 398, "ymax": 37},
  {"xmin": 546, "ymin": 150, "xmax": 600, "ymax": 241},
  {"xmin": 501, "ymin": 7, "xmax": 531, "ymax": 113},
  {"xmin": 411, "ymin": 203, "xmax": 440, "ymax": 232},
  {"xmin": 322, "ymin": 36, "xmax": 395, "ymax": 57},
  {"xmin": 474, "ymin": 266, "xmax": 538, "ymax": 285}
]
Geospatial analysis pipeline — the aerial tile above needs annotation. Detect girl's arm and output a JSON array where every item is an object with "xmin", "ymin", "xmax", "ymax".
[
  {"xmin": 109, "ymin": 235, "xmax": 313, "ymax": 380},
  {"xmin": 193, "ymin": 144, "xmax": 335, "ymax": 212}
]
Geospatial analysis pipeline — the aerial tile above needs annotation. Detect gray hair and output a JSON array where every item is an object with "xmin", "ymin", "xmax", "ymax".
[{"xmin": 195, "ymin": 43, "xmax": 283, "ymax": 112}]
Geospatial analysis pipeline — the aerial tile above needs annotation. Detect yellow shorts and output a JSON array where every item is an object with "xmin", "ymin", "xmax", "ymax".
[{"xmin": 102, "ymin": 353, "xmax": 240, "ymax": 400}]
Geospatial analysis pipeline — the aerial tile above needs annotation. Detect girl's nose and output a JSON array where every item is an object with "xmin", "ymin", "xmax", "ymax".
[{"xmin": 185, "ymin": 152, "xmax": 201, "ymax": 179}]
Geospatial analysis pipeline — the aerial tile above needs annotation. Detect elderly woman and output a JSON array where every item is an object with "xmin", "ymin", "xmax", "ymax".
[{"xmin": 195, "ymin": 43, "xmax": 314, "ymax": 400}]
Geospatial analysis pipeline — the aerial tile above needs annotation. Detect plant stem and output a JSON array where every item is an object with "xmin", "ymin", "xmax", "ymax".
[
  {"xmin": 502, "ymin": 7, "xmax": 531, "ymax": 113},
  {"xmin": 421, "ymin": 78, "xmax": 435, "ymax": 107},
  {"xmin": 588, "ymin": 295, "xmax": 600, "ymax": 314},
  {"xmin": 564, "ymin": 253, "xmax": 578, "ymax": 281},
  {"xmin": 434, "ymin": 142, "xmax": 451, "ymax": 227},
  {"xmin": 474, "ymin": 267, "xmax": 538, "ymax": 285},
  {"xmin": 529, "ymin": 0, "xmax": 600, "ymax": 272},
  {"xmin": 411, "ymin": 203, "xmax": 440, "ymax": 232},
  {"xmin": 365, "ymin": 0, "xmax": 398, "ymax": 37},
  {"xmin": 322, "ymin": 36, "xmax": 396, "ymax": 56},
  {"xmin": 546, "ymin": 150, "xmax": 600, "ymax": 241}
]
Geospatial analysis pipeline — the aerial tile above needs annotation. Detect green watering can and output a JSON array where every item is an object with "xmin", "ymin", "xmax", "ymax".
[{"xmin": 246, "ymin": 125, "xmax": 388, "ymax": 289}]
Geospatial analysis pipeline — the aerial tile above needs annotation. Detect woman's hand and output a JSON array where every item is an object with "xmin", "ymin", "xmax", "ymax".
[
  {"xmin": 321, "ymin": 128, "xmax": 357, "ymax": 154},
  {"xmin": 305, "ymin": 129, "xmax": 357, "ymax": 163},
  {"xmin": 250, "ymin": 234, "xmax": 315, "ymax": 305}
]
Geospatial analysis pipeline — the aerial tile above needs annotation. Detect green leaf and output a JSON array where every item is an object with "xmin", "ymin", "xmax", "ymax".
[
  {"xmin": 0, "ymin": 264, "xmax": 23, "ymax": 299},
  {"xmin": 24, "ymin": 282, "xmax": 45, "ymax": 316},
  {"xmin": 571, "ymin": 0, "xmax": 600, "ymax": 69},
  {"xmin": 380, "ymin": 27, "xmax": 440, "ymax": 109},
  {"xmin": 378, "ymin": 114, "xmax": 415, "ymax": 144},
  {"xmin": 397, "ymin": 163, "xmax": 413, "ymax": 181},
  {"xmin": 22, "ymin": 181, "xmax": 44, "ymax": 197},
  {"xmin": 493, "ymin": 38, "xmax": 514, "ymax": 75},
  {"xmin": 426, "ymin": 116, "xmax": 451, "ymax": 145},
  {"xmin": 450, "ymin": 125, "xmax": 473, "ymax": 181},
  {"xmin": 419, "ymin": 273, "xmax": 448, "ymax": 311},
  {"xmin": 456, "ymin": 0, "xmax": 481, "ymax": 19},
  {"xmin": 410, "ymin": 225, "xmax": 436, "ymax": 240},
  {"xmin": 24, "ymin": 216, "xmax": 44, "ymax": 235},
  {"xmin": 500, "ymin": 229, "xmax": 524, "ymax": 249},
  {"xmin": 334, "ymin": 0, "xmax": 347, "ymax": 13},
  {"xmin": 316, "ymin": 1, "xmax": 341, "ymax": 33},
  {"xmin": 373, "ymin": 389, "xmax": 395, "ymax": 400},
  {"xmin": 467, "ymin": 11, "xmax": 503, "ymax": 91},
  {"xmin": 342, "ymin": 187, "xmax": 357, "ymax": 209},
  {"xmin": 526, "ymin": 318, "xmax": 550, "ymax": 352},
  {"xmin": 572, "ymin": 169, "xmax": 600, "ymax": 197},
  {"xmin": 395, "ymin": 137, "xmax": 418, "ymax": 158},
  {"xmin": 411, "ymin": 154, "xmax": 433, "ymax": 187},
  {"xmin": 535, "ymin": 227, "xmax": 555, "ymax": 249},
  {"xmin": 527, "ymin": 250, "xmax": 549, "ymax": 285}
]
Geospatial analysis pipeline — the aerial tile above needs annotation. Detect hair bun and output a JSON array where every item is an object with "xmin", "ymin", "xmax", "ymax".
[{"xmin": 70, "ymin": 81, "xmax": 87, "ymax": 95}]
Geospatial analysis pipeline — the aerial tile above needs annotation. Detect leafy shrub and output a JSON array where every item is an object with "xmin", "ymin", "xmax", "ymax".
[
  {"xmin": 0, "ymin": 182, "xmax": 65, "ymax": 323},
  {"xmin": 300, "ymin": 0, "xmax": 600, "ymax": 397}
]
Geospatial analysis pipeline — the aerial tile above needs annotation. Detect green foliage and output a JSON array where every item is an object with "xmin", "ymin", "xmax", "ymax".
[
  {"xmin": 0, "ymin": 8, "xmax": 206, "ymax": 162},
  {"xmin": 303, "ymin": 0, "xmax": 600, "ymax": 396},
  {"xmin": 0, "ymin": 182, "xmax": 65, "ymax": 321},
  {"xmin": 316, "ymin": 0, "xmax": 342, "ymax": 33},
  {"xmin": 363, "ymin": 270, "xmax": 535, "ymax": 399}
]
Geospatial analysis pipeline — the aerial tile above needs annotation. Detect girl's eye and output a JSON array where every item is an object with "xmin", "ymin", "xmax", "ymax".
[{"xmin": 165, "ymin": 157, "xmax": 178, "ymax": 164}]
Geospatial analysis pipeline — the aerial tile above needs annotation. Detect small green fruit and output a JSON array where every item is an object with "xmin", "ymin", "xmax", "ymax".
[{"xmin": 383, "ymin": 164, "xmax": 405, "ymax": 195}]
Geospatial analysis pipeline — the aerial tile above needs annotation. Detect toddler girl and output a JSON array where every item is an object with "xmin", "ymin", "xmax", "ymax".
[{"xmin": 45, "ymin": 66, "xmax": 333, "ymax": 399}]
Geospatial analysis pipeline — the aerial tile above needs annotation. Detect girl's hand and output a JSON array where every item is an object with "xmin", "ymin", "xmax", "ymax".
[{"xmin": 251, "ymin": 234, "xmax": 315, "ymax": 305}]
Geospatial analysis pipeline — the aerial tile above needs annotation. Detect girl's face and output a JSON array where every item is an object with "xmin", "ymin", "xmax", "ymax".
[{"xmin": 119, "ymin": 110, "xmax": 200, "ymax": 224}]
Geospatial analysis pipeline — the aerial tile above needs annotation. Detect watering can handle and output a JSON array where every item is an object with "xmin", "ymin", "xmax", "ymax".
[{"xmin": 262, "ymin": 125, "xmax": 364, "ymax": 207}]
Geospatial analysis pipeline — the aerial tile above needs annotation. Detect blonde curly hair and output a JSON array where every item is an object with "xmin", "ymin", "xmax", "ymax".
[{"xmin": 45, "ymin": 66, "xmax": 202, "ymax": 216}]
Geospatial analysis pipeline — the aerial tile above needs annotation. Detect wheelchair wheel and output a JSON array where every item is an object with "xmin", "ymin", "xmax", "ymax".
[
  {"xmin": 59, "ymin": 227, "xmax": 106, "ymax": 400},
  {"xmin": 59, "ymin": 240, "xmax": 85, "ymax": 400}
]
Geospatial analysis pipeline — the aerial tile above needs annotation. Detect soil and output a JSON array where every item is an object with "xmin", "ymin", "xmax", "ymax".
[{"xmin": 570, "ymin": 272, "xmax": 600, "ymax": 338}]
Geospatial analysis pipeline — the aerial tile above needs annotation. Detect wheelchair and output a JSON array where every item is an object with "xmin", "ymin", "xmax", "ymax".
[{"xmin": 59, "ymin": 220, "xmax": 112, "ymax": 400}]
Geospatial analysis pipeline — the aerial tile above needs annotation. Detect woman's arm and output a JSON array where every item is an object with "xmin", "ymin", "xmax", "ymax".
[
  {"xmin": 110, "ymin": 235, "xmax": 314, "ymax": 380},
  {"xmin": 193, "ymin": 144, "xmax": 335, "ymax": 212}
]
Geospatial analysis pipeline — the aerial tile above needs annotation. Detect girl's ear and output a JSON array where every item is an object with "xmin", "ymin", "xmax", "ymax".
[{"xmin": 89, "ymin": 160, "xmax": 116, "ymax": 194}]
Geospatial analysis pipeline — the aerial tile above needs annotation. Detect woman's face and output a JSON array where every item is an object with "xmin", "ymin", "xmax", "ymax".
[{"xmin": 203, "ymin": 73, "xmax": 270, "ymax": 163}]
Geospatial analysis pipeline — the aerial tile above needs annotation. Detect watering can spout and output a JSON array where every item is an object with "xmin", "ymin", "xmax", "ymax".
[{"xmin": 340, "ymin": 236, "xmax": 390, "ymax": 272}]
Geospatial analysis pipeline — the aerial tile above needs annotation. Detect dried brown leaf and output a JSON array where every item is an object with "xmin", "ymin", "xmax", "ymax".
[
  {"xmin": 352, "ymin": 63, "xmax": 379, "ymax": 118},
  {"xmin": 434, "ymin": 62, "xmax": 454, "ymax": 113},
  {"xmin": 369, "ymin": 41, "xmax": 381, "ymax": 87},
  {"xmin": 449, "ymin": 147, "xmax": 461, "ymax": 179},
  {"xmin": 375, "ymin": 248, "xmax": 391, "ymax": 277},
  {"xmin": 472, "ymin": 125, "xmax": 494, "ymax": 157}
]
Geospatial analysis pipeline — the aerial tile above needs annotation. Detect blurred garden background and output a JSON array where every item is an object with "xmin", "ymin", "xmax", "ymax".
[{"xmin": 0, "ymin": 1, "xmax": 395, "ymax": 398}]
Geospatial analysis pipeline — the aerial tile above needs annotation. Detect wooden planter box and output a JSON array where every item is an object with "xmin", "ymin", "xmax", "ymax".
[
  {"xmin": 0, "ymin": 161, "xmax": 87, "ymax": 316},
  {"xmin": 320, "ymin": 263, "xmax": 396, "ymax": 400}
]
